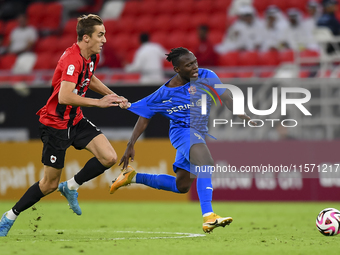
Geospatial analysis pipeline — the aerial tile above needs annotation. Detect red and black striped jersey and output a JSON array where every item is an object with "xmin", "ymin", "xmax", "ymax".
[{"xmin": 37, "ymin": 43, "xmax": 99, "ymax": 129}]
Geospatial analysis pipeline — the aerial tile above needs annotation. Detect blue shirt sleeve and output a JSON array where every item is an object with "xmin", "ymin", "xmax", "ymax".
[
  {"xmin": 128, "ymin": 96, "xmax": 156, "ymax": 119},
  {"xmin": 205, "ymin": 69, "xmax": 226, "ymax": 96}
]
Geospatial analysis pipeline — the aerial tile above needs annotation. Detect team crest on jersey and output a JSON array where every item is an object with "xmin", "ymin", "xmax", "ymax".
[
  {"xmin": 50, "ymin": 155, "xmax": 57, "ymax": 163},
  {"xmin": 67, "ymin": 65, "xmax": 75, "ymax": 75},
  {"xmin": 188, "ymin": 85, "xmax": 197, "ymax": 94},
  {"xmin": 89, "ymin": 62, "xmax": 94, "ymax": 72}
]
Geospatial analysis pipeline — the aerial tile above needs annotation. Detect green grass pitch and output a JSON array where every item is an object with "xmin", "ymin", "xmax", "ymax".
[{"xmin": 1, "ymin": 201, "xmax": 339, "ymax": 255}]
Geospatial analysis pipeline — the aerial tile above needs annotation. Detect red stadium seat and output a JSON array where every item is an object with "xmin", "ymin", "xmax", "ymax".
[
  {"xmin": 259, "ymin": 71, "xmax": 274, "ymax": 78},
  {"xmin": 299, "ymin": 49, "xmax": 320, "ymax": 66},
  {"xmin": 157, "ymin": 1, "xmax": 178, "ymax": 15},
  {"xmin": 212, "ymin": 0, "xmax": 233, "ymax": 12},
  {"xmin": 217, "ymin": 51, "xmax": 240, "ymax": 66},
  {"xmin": 103, "ymin": 19, "xmax": 118, "ymax": 36},
  {"xmin": 175, "ymin": 1, "xmax": 195, "ymax": 14},
  {"xmin": 77, "ymin": 0, "xmax": 103, "ymax": 14},
  {"xmin": 27, "ymin": 2, "xmax": 45, "ymax": 29},
  {"xmin": 152, "ymin": 15, "xmax": 173, "ymax": 32},
  {"xmin": 134, "ymin": 15, "xmax": 154, "ymax": 33},
  {"xmin": 34, "ymin": 53, "xmax": 53, "ymax": 70},
  {"xmin": 279, "ymin": 50, "xmax": 295, "ymax": 63},
  {"xmin": 299, "ymin": 70, "xmax": 310, "ymax": 78},
  {"xmin": 185, "ymin": 31, "xmax": 199, "ymax": 50},
  {"xmin": 3, "ymin": 20, "xmax": 18, "ymax": 45},
  {"xmin": 139, "ymin": 1, "xmax": 159, "ymax": 16},
  {"xmin": 270, "ymin": 0, "xmax": 288, "ymax": 12},
  {"xmin": 253, "ymin": 0, "xmax": 271, "ymax": 15},
  {"xmin": 287, "ymin": 0, "xmax": 309, "ymax": 12},
  {"xmin": 55, "ymin": 36, "xmax": 76, "ymax": 55},
  {"xmin": 239, "ymin": 51, "xmax": 260, "ymax": 66},
  {"xmin": 215, "ymin": 71, "xmax": 237, "ymax": 78},
  {"xmin": 193, "ymin": 0, "xmax": 213, "ymax": 14},
  {"xmin": 259, "ymin": 50, "xmax": 280, "ymax": 66},
  {"xmin": 122, "ymin": 1, "xmax": 142, "ymax": 16},
  {"xmin": 208, "ymin": 30, "xmax": 224, "ymax": 45},
  {"xmin": 151, "ymin": 31, "xmax": 168, "ymax": 47},
  {"xmin": 62, "ymin": 18, "xmax": 78, "ymax": 38},
  {"xmin": 41, "ymin": 2, "xmax": 63, "ymax": 31},
  {"xmin": 166, "ymin": 32, "xmax": 187, "ymax": 49},
  {"xmin": 208, "ymin": 13, "xmax": 227, "ymax": 33},
  {"xmin": 108, "ymin": 33, "xmax": 137, "ymax": 52},
  {"xmin": 114, "ymin": 16, "xmax": 136, "ymax": 33},
  {"xmin": 238, "ymin": 71, "xmax": 255, "ymax": 78},
  {"xmin": 0, "ymin": 54, "xmax": 17, "ymax": 70},
  {"xmin": 35, "ymin": 36, "xmax": 59, "ymax": 54},
  {"xmin": 190, "ymin": 13, "xmax": 210, "ymax": 29},
  {"xmin": 163, "ymin": 59, "xmax": 173, "ymax": 68},
  {"xmin": 172, "ymin": 14, "xmax": 192, "ymax": 32}
]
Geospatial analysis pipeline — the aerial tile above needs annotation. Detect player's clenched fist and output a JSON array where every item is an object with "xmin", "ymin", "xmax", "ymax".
[
  {"xmin": 98, "ymin": 94, "xmax": 124, "ymax": 108},
  {"xmin": 119, "ymin": 96, "xmax": 131, "ymax": 109}
]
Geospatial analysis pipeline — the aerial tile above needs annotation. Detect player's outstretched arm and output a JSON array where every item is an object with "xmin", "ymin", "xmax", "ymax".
[
  {"xmin": 119, "ymin": 116, "xmax": 151, "ymax": 169},
  {"xmin": 89, "ymin": 75, "xmax": 116, "ymax": 96},
  {"xmin": 220, "ymin": 90, "xmax": 256, "ymax": 126},
  {"xmin": 59, "ymin": 80, "xmax": 123, "ymax": 108},
  {"xmin": 90, "ymin": 75, "xmax": 130, "ymax": 108}
]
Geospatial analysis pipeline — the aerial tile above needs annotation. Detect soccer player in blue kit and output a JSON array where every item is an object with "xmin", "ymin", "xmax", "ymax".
[{"xmin": 110, "ymin": 47, "xmax": 255, "ymax": 233}]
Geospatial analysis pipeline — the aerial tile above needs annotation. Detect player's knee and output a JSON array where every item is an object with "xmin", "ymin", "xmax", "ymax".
[
  {"xmin": 43, "ymin": 182, "xmax": 59, "ymax": 194},
  {"xmin": 176, "ymin": 182, "xmax": 191, "ymax": 193},
  {"xmin": 191, "ymin": 156, "xmax": 214, "ymax": 167},
  {"xmin": 100, "ymin": 154, "xmax": 117, "ymax": 168}
]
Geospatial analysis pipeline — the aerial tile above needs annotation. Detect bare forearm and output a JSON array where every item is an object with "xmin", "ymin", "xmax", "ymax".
[
  {"xmin": 220, "ymin": 91, "xmax": 233, "ymax": 111},
  {"xmin": 58, "ymin": 91, "xmax": 100, "ymax": 107},
  {"xmin": 128, "ymin": 117, "xmax": 150, "ymax": 146},
  {"xmin": 89, "ymin": 75, "xmax": 116, "ymax": 96}
]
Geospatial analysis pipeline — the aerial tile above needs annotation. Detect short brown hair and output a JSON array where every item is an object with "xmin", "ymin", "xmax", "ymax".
[{"xmin": 76, "ymin": 14, "xmax": 103, "ymax": 42}]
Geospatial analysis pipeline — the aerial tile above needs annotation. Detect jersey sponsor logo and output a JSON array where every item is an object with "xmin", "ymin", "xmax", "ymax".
[
  {"xmin": 162, "ymin": 98, "xmax": 172, "ymax": 103},
  {"xmin": 188, "ymin": 85, "xmax": 197, "ymax": 94},
  {"xmin": 166, "ymin": 102, "xmax": 194, "ymax": 114},
  {"xmin": 50, "ymin": 155, "xmax": 57, "ymax": 163},
  {"xmin": 89, "ymin": 62, "xmax": 94, "ymax": 72},
  {"xmin": 67, "ymin": 64, "xmax": 75, "ymax": 75}
]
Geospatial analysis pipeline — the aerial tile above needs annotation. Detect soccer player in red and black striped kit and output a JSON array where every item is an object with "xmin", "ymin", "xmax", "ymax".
[{"xmin": 0, "ymin": 14, "xmax": 130, "ymax": 236}]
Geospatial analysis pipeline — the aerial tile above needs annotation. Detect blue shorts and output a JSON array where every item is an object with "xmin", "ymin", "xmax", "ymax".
[{"xmin": 169, "ymin": 127, "xmax": 207, "ymax": 174}]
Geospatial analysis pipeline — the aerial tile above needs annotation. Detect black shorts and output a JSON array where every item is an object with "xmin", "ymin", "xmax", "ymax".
[{"xmin": 40, "ymin": 117, "xmax": 102, "ymax": 169}]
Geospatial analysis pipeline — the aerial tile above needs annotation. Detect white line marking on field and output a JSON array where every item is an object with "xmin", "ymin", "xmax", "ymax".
[{"xmin": 53, "ymin": 230, "xmax": 205, "ymax": 241}]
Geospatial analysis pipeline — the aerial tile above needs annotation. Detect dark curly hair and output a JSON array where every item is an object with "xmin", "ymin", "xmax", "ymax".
[{"xmin": 165, "ymin": 47, "xmax": 190, "ymax": 67}]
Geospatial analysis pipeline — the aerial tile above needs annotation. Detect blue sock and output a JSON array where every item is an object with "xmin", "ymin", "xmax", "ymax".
[
  {"xmin": 136, "ymin": 173, "xmax": 181, "ymax": 193},
  {"xmin": 196, "ymin": 167, "xmax": 213, "ymax": 215}
]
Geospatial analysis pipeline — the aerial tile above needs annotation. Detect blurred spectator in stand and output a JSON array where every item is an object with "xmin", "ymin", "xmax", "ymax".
[
  {"xmin": 193, "ymin": 25, "xmax": 218, "ymax": 67},
  {"xmin": 281, "ymin": 8, "xmax": 319, "ymax": 51},
  {"xmin": 317, "ymin": 0, "xmax": 340, "ymax": 35},
  {"xmin": 260, "ymin": 7, "xmax": 285, "ymax": 52},
  {"xmin": 125, "ymin": 33, "xmax": 167, "ymax": 85},
  {"xmin": 0, "ymin": 34, "xmax": 7, "ymax": 55},
  {"xmin": 8, "ymin": 13, "xmax": 38, "ymax": 55},
  {"xmin": 8, "ymin": 14, "xmax": 38, "ymax": 74},
  {"xmin": 265, "ymin": 5, "xmax": 289, "ymax": 31},
  {"xmin": 304, "ymin": 1, "xmax": 322, "ymax": 32},
  {"xmin": 317, "ymin": 0, "xmax": 340, "ymax": 53},
  {"xmin": 215, "ymin": 5, "xmax": 263, "ymax": 54}
]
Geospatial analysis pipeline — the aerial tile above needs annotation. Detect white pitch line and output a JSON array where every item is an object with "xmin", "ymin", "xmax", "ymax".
[{"xmin": 52, "ymin": 230, "xmax": 205, "ymax": 241}]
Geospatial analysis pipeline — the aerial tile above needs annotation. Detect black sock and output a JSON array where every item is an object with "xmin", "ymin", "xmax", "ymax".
[
  {"xmin": 12, "ymin": 182, "xmax": 45, "ymax": 216},
  {"xmin": 74, "ymin": 157, "xmax": 108, "ymax": 185}
]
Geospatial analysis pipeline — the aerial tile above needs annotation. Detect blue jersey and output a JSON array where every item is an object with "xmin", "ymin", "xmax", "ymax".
[{"xmin": 128, "ymin": 68, "xmax": 226, "ymax": 135}]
